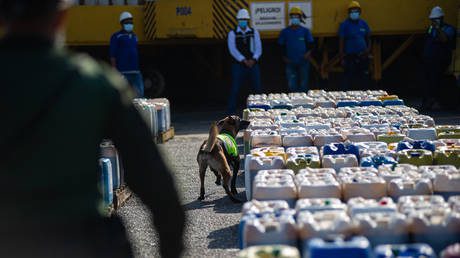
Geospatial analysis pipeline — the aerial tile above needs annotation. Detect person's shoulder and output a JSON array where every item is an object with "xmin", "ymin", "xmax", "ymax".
[
  {"xmin": 65, "ymin": 52, "xmax": 135, "ymax": 104},
  {"xmin": 111, "ymin": 30, "xmax": 123, "ymax": 39},
  {"xmin": 340, "ymin": 19, "xmax": 350, "ymax": 25},
  {"xmin": 359, "ymin": 19, "xmax": 370, "ymax": 27},
  {"xmin": 301, "ymin": 26, "xmax": 311, "ymax": 33},
  {"xmin": 445, "ymin": 23, "xmax": 456, "ymax": 33}
]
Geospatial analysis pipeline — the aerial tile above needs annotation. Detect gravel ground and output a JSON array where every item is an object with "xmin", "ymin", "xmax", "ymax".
[
  {"xmin": 118, "ymin": 111, "xmax": 246, "ymax": 258},
  {"xmin": 117, "ymin": 109, "xmax": 460, "ymax": 258}
]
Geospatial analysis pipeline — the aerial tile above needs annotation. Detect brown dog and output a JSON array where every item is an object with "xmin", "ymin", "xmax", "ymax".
[{"xmin": 197, "ymin": 116, "xmax": 250, "ymax": 203}]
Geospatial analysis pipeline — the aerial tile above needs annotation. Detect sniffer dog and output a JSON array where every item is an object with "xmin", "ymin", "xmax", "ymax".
[{"xmin": 197, "ymin": 116, "xmax": 250, "ymax": 203}]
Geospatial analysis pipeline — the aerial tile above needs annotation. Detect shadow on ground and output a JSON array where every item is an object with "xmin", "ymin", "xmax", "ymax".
[
  {"xmin": 207, "ymin": 224, "xmax": 240, "ymax": 249},
  {"xmin": 183, "ymin": 194, "xmax": 245, "ymax": 214}
]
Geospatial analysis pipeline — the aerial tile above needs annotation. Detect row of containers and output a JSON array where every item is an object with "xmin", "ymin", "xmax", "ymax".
[
  {"xmin": 98, "ymin": 98, "xmax": 171, "ymax": 214},
  {"xmin": 238, "ymin": 90, "xmax": 460, "ymax": 257}
]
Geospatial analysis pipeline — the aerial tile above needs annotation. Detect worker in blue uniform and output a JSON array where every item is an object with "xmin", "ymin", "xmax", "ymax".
[
  {"xmin": 278, "ymin": 6, "xmax": 315, "ymax": 93},
  {"xmin": 338, "ymin": 1, "xmax": 371, "ymax": 90},
  {"xmin": 422, "ymin": 6, "xmax": 457, "ymax": 110},
  {"xmin": 227, "ymin": 9, "xmax": 263, "ymax": 114},
  {"xmin": 110, "ymin": 11, "xmax": 144, "ymax": 97}
]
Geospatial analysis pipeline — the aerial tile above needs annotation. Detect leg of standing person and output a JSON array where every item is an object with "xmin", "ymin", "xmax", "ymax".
[
  {"xmin": 228, "ymin": 63, "xmax": 244, "ymax": 114},
  {"xmin": 422, "ymin": 59, "xmax": 436, "ymax": 110},
  {"xmin": 130, "ymin": 72, "xmax": 145, "ymax": 98},
  {"xmin": 299, "ymin": 61, "xmax": 311, "ymax": 92},
  {"xmin": 342, "ymin": 56, "xmax": 353, "ymax": 91},
  {"xmin": 434, "ymin": 59, "xmax": 450, "ymax": 107},
  {"xmin": 250, "ymin": 63, "xmax": 262, "ymax": 94},
  {"xmin": 286, "ymin": 63, "xmax": 299, "ymax": 92},
  {"xmin": 122, "ymin": 73, "xmax": 142, "ymax": 98},
  {"xmin": 135, "ymin": 72, "xmax": 145, "ymax": 98},
  {"xmin": 358, "ymin": 56, "xmax": 370, "ymax": 90}
]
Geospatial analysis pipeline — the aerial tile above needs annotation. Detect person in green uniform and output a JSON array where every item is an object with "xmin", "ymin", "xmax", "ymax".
[{"xmin": 0, "ymin": 0, "xmax": 184, "ymax": 257}]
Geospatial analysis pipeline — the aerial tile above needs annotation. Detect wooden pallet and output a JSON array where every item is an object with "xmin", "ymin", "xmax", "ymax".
[
  {"xmin": 114, "ymin": 185, "xmax": 132, "ymax": 210},
  {"xmin": 157, "ymin": 127, "xmax": 175, "ymax": 143}
]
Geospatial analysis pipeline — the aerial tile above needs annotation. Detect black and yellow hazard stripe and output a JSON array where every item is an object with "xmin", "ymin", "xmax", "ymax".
[
  {"xmin": 212, "ymin": 0, "xmax": 249, "ymax": 39},
  {"xmin": 144, "ymin": 1, "xmax": 157, "ymax": 40}
]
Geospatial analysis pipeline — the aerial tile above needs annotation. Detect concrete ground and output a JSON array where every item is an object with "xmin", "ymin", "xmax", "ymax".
[{"xmin": 117, "ymin": 109, "xmax": 460, "ymax": 258}]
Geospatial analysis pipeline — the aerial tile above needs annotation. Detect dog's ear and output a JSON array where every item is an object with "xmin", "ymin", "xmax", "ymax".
[
  {"xmin": 216, "ymin": 119, "xmax": 225, "ymax": 129},
  {"xmin": 239, "ymin": 120, "xmax": 250, "ymax": 130}
]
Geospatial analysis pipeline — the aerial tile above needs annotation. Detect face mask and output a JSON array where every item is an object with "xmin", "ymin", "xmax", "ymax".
[
  {"xmin": 238, "ymin": 20, "xmax": 248, "ymax": 29},
  {"xmin": 432, "ymin": 18, "xmax": 442, "ymax": 25},
  {"xmin": 349, "ymin": 11, "xmax": 360, "ymax": 20},
  {"xmin": 291, "ymin": 17, "xmax": 301, "ymax": 26},
  {"xmin": 123, "ymin": 24, "xmax": 134, "ymax": 32}
]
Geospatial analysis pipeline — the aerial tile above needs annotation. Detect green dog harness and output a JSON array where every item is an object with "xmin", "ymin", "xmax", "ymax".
[{"xmin": 217, "ymin": 133, "xmax": 238, "ymax": 157}]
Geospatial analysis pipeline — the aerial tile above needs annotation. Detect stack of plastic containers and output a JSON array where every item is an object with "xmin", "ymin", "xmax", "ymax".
[
  {"xmin": 239, "ymin": 90, "xmax": 460, "ymax": 256},
  {"xmin": 133, "ymin": 98, "xmax": 172, "ymax": 138}
]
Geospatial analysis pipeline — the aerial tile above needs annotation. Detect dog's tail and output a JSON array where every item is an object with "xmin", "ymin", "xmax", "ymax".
[{"xmin": 204, "ymin": 122, "xmax": 218, "ymax": 152}]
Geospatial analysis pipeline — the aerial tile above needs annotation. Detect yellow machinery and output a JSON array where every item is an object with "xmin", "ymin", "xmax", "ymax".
[
  {"xmin": 67, "ymin": 0, "xmax": 459, "ymax": 43},
  {"xmin": 66, "ymin": 0, "xmax": 460, "ymax": 81}
]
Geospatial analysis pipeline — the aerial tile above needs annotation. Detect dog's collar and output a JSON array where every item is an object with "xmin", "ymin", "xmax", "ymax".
[
  {"xmin": 217, "ymin": 133, "xmax": 238, "ymax": 157},
  {"xmin": 220, "ymin": 129, "xmax": 236, "ymax": 138}
]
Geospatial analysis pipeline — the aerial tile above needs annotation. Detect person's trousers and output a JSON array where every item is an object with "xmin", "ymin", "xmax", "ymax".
[
  {"xmin": 286, "ymin": 61, "xmax": 310, "ymax": 93},
  {"xmin": 422, "ymin": 58, "xmax": 450, "ymax": 108},
  {"xmin": 342, "ymin": 55, "xmax": 370, "ymax": 90},
  {"xmin": 122, "ymin": 72, "xmax": 145, "ymax": 98},
  {"xmin": 227, "ymin": 63, "xmax": 262, "ymax": 114}
]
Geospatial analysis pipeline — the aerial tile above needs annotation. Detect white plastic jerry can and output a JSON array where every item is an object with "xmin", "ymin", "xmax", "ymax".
[
  {"xmin": 378, "ymin": 163, "xmax": 419, "ymax": 183},
  {"xmin": 387, "ymin": 176, "xmax": 433, "ymax": 199},
  {"xmin": 250, "ymin": 130, "xmax": 282, "ymax": 148},
  {"xmin": 296, "ymin": 173, "xmax": 341, "ymax": 199},
  {"xmin": 244, "ymin": 156, "xmax": 286, "ymax": 200},
  {"xmin": 353, "ymin": 212, "xmax": 410, "ymax": 246},
  {"xmin": 433, "ymin": 169, "xmax": 460, "ymax": 199},
  {"xmin": 397, "ymin": 195, "xmax": 448, "ymax": 215},
  {"xmin": 339, "ymin": 173, "xmax": 387, "ymax": 201},
  {"xmin": 341, "ymin": 128, "xmax": 376, "ymax": 142},
  {"xmin": 405, "ymin": 128, "xmax": 438, "ymax": 141},
  {"xmin": 409, "ymin": 208, "xmax": 460, "ymax": 253},
  {"xmin": 347, "ymin": 197, "xmax": 397, "ymax": 217},
  {"xmin": 297, "ymin": 210, "xmax": 353, "ymax": 240},
  {"xmin": 282, "ymin": 133, "xmax": 313, "ymax": 148},
  {"xmin": 243, "ymin": 214, "xmax": 298, "ymax": 248},
  {"xmin": 295, "ymin": 198, "xmax": 346, "ymax": 214},
  {"xmin": 252, "ymin": 171, "xmax": 298, "ymax": 207},
  {"xmin": 322, "ymin": 154, "xmax": 359, "ymax": 173}
]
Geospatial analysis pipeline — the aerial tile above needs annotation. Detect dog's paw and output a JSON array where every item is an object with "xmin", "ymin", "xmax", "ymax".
[{"xmin": 197, "ymin": 196, "xmax": 205, "ymax": 201}]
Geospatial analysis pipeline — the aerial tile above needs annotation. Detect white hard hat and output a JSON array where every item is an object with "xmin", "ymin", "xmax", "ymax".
[
  {"xmin": 120, "ymin": 12, "xmax": 133, "ymax": 22},
  {"xmin": 236, "ymin": 9, "xmax": 250, "ymax": 20},
  {"xmin": 429, "ymin": 6, "xmax": 444, "ymax": 19}
]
